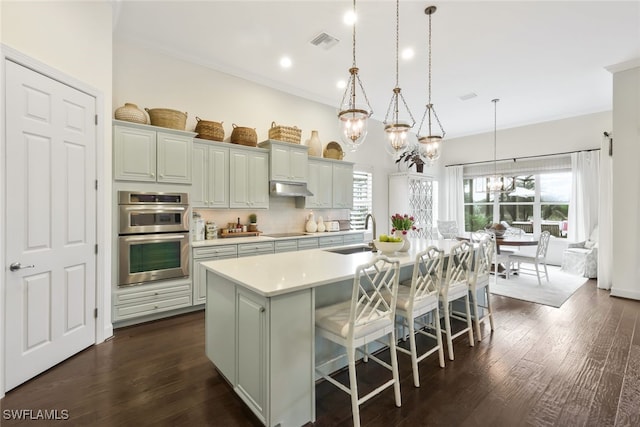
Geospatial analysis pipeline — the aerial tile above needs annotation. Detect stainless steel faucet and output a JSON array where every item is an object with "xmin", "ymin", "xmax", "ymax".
[{"xmin": 365, "ymin": 213, "xmax": 377, "ymax": 251}]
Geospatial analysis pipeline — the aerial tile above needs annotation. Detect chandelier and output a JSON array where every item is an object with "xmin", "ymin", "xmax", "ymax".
[
  {"xmin": 383, "ymin": 0, "xmax": 415, "ymax": 157},
  {"xmin": 487, "ymin": 98, "xmax": 514, "ymax": 193},
  {"xmin": 416, "ymin": 5, "xmax": 445, "ymax": 163},
  {"xmin": 338, "ymin": 0, "xmax": 373, "ymax": 152}
]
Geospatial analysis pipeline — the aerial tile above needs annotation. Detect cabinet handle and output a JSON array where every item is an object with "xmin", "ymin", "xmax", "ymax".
[
  {"xmin": 159, "ymin": 174, "xmax": 164, "ymax": 178},
  {"xmin": 154, "ymin": 305, "xmax": 159, "ymax": 309},
  {"xmin": 150, "ymin": 172, "xmax": 155, "ymax": 178},
  {"xmin": 260, "ymin": 306, "xmax": 265, "ymax": 313},
  {"xmin": 154, "ymin": 292, "xmax": 159, "ymax": 295}
]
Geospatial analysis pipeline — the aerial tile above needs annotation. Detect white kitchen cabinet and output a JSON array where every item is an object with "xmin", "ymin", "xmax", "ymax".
[
  {"xmin": 192, "ymin": 139, "xmax": 229, "ymax": 208},
  {"xmin": 273, "ymin": 239, "xmax": 298, "ymax": 253},
  {"xmin": 229, "ymin": 146, "xmax": 269, "ymax": 209},
  {"xmin": 259, "ymin": 140, "xmax": 308, "ymax": 183},
  {"xmin": 295, "ymin": 158, "xmax": 352, "ymax": 209},
  {"xmin": 388, "ymin": 172, "xmax": 434, "ymax": 239},
  {"xmin": 297, "ymin": 159, "xmax": 332, "ymax": 208},
  {"xmin": 206, "ymin": 271, "xmax": 313, "ymax": 426},
  {"xmin": 192, "ymin": 245, "xmax": 237, "ymax": 305},
  {"xmin": 113, "ymin": 120, "xmax": 194, "ymax": 184},
  {"xmin": 332, "ymin": 161, "xmax": 354, "ymax": 209}
]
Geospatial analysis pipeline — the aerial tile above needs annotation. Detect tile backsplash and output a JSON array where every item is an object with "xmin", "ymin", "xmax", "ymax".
[{"xmin": 193, "ymin": 196, "xmax": 350, "ymax": 234}]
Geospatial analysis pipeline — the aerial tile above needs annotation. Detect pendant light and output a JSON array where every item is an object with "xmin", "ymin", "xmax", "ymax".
[
  {"xmin": 416, "ymin": 5, "xmax": 445, "ymax": 163},
  {"xmin": 487, "ymin": 98, "xmax": 514, "ymax": 193},
  {"xmin": 383, "ymin": 0, "xmax": 415, "ymax": 157},
  {"xmin": 338, "ymin": 0, "xmax": 373, "ymax": 152}
]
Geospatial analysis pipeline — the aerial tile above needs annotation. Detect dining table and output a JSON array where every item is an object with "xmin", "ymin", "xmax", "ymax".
[{"xmin": 456, "ymin": 232, "xmax": 540, "ymax": 277}]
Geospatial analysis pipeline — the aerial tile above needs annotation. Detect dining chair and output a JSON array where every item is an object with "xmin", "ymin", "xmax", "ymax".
[
  {"xmin": 468, "ymin": 235, "xmax": 495, "ymax": 341},
  {"xmin": 315, "ymin": 255, "xmax": 401, "ymax": 427},
  {"xmin": 392, "ymin": 246, "xmax": 445, "ymax": 387},
  {"xmin": 473, "ymin": 230, "xmax": 512, "ymax": 282},
  {"xmin": 437, "ymin": 220, "xmax": 459, "ymax": 239},
  {"xmin": 510, "ymin": 230, "xmax": 551, "ymax": 285},
  {"xmin": 439, "ymin": 240, "xmax": 474, "ymax": 361}
]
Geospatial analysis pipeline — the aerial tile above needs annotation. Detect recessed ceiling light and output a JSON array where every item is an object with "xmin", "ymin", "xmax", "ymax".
[
  {"xmin": 279, "ymin": 56, "xmax": 292, "ymax": 68},
  {"xmin": 401, "ymin": 48, "xmax": 414, "ymax": 60},
  {"xmin": 343, "ymin": 10, "xmax": 356, "ymax": 25},
  {"xmin": 336, "ymin": 80, "xmax": 347, "ymax": 89}
]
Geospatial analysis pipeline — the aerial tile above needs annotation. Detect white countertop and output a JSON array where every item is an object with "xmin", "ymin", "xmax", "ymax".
[
  {"xmin": 192, "ymin": 229, "xmax": 364, "ymax": 247},
  {"xmin": 202, "ymin": 238, "xmax": 460, "ymax": 297}
]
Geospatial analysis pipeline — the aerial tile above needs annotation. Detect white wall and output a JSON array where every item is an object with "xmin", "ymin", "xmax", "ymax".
[
  {"xmin": 0, "ymin": 0, "xmax": 114, "ymax": 396},
  {"xmin": 611, "ymin": 63, "xmax": 640, "ymax": 300},
  {"xmin": 113, "ymin": 41, "xmax": 398, "ymax": 235}
]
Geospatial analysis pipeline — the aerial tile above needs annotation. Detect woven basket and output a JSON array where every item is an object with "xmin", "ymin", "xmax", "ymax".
[
  {"xmin": 145, "ymin": 108, "xmax": 187, "ymax": 130},
  {"xmin": 114, "ymin": 103, "xmax": 148, "ymax": 124},
  {"xmin": 195, "ymin": 117, "xmax": 224, "ymax": 141},
  {"xmin": 268, "ymin": 121, "xmax": 302, "ymax": 144},
  {"xmin": 230, "ymin": 124, "xmax": 257, "ymax": 147}
]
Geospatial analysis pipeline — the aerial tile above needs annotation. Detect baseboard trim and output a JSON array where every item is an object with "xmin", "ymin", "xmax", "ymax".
[{"xmin": 610, "ymin": 287, "xmax": 640, "ymax": 301}]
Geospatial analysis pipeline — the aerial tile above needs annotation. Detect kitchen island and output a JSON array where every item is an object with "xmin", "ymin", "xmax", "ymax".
[{"xmin": 203, "ymin": 238, "xmax": 459, "ymax": 426}]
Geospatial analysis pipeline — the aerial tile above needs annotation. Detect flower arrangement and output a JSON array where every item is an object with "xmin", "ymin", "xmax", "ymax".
[
  {"xmin": 395, "ymin": 147, "xmax": 425, "ymax": 172},
  {"xmin": 390, "ymin": 213, "xmax": 416, "ymax": 235}
]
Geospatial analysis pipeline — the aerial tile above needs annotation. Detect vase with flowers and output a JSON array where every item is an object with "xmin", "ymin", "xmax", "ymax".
[
  {"xmin": 395, "ymin": 147, "xmax": 425, "ymax": 173},
  {"xmin": 390, "ymin": 213, "xmax": 416, "ymax": 252}
]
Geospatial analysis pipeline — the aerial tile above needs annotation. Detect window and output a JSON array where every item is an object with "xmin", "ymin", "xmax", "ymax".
[
  {"xmin": 350, "ymin": 170, "xmax": 372, "ymax": 230},
  {"xmin": 463, "ymin": 172, "xmax": 570, "ymax": 237}
]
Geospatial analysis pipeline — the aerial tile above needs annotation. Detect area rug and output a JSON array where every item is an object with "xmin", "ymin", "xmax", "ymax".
[{"xmin": 490, "ymin": 265, "xmax": 588, "ymax": 308}]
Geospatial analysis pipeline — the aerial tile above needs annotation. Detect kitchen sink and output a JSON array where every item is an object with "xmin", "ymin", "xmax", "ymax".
[{"xmin": 324, "ymin": 244, "xmax": 374, "ymax": 255}]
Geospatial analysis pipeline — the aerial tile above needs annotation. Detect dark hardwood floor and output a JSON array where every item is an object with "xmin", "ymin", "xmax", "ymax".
[{"xmin": 2, "ymin": 279, "xmax": 639, "ymax": 426}]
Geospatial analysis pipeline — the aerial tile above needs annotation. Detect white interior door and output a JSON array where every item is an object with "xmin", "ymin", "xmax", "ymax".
[{"xmin": 4, "ymin": 60, "xmax": 96, "ymax": 391}]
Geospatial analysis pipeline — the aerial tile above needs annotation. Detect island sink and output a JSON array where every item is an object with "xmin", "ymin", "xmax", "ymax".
[{"xmin": 324, "ymin": 244, "xmax": 373, "ymax": 255}]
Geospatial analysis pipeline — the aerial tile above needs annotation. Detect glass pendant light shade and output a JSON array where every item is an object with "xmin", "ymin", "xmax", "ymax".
[
  {"xmin": 337, "ymin": 1, "xmax": 373, "ymax": 152},
  {"xmin": 384, "ymin": 122, "xmax": 411, "ymax": 156},
  {"xmin": 418, "ymin": 134, "xmax": 442, "ymax": 162}
]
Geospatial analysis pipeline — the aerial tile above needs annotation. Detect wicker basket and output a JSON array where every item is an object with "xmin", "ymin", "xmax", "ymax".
[
  {"xmin": 268, "ymin": 121, "xmax": 302, "ymax": 144},
  {"xmin": 195, "ymin": 117, "xmax": 224, "ymax": 141},
  {"xmin": 230, "ymin": 124, "xmax": 257, "ymax": 147},
  {"xmin": 145, "ymin": 108, "xmax": 187, "ymax": 130}
]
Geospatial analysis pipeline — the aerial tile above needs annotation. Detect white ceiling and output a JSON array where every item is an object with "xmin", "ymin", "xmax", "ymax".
[{"xmin": 112, "ymin": 1, "xmax": 640, "ymax": 139}]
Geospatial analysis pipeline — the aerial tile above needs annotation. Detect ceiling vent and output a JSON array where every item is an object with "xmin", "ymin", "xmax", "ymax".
[
  {"xmin": 459, "ymin": 92, "xmax": 478, "ymax": 101},
  {"xmin": 310, "ymin": 32, "xmax": 339, "ymax": 50}
]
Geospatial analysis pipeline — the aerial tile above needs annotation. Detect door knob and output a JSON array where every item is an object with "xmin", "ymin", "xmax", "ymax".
[{"xmin": 9, "ymin": 262, "xmax": 35, "ymax": 272}]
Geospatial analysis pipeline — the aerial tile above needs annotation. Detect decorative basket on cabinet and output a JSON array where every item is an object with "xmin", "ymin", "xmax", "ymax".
[
  {"xmin": 230, "ymin": 124, "xmax": 257, "ymax": 147},
  {"xmin": 145, "ymin": 108, "xmax": 187, "ymax": 130},
  {"xmin": 195, "ymin": 117, "xmax": 225, "ymax": 141},
  {"xmin": 268, "ymin": 121, "xmax": 302, "ymax": 144}
]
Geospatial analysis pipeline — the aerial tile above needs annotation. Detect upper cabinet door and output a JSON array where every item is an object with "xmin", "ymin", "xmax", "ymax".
[
  {"xmin": 289, "ymin": 148, "xmax": 308, "ymax": 182},
  {"xmin": 207, "ymin": 144, "xmax": 229, "ymax": 208},
  {"xmin": 156, "ymin": 132, "xmax": 192, "ymax": 184},
  {"xmin": 114, "ymin": 126, "xmax": 157, "ymax": 181},
  {"xmin": 332, "ymin": 162, "xmax": 353, "ymax": 208}
]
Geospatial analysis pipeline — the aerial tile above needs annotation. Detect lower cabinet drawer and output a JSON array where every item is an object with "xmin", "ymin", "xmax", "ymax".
[
  {"xmin": 194, "ymin": 245, "xmax": 238, "ymax": 259},
  {"xmin": 343, "ymin": 233, "xmax": 364, "ymax": 244},
  {"xmin": 114, "ymin": 281, "xmax": 192, "ymax": 305},
  {"xmin": 297, "ymin": 238, "xmax": 318, "ymax": 250},
  {"xmin": 114, "ymin": 294, "xmax": 192, "ymax": 320},
  {"xmin": 238, "ymin": 242, "xmax": 274, "ymax": 257},
  {"xmin": 318, "ymin": 235, "xmax": 344, "ymax": 247},
  {"xmin": 274, "ymin": 239, "xmax": 298, "ymax": 253}
]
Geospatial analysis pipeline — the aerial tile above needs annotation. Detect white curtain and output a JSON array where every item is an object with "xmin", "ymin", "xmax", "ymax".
[
  {"xmin": 444, "ymin": 165, "xmax": 465, "ymax": 232},
  {"xmin": 568, "ymin": 151, "xmax": 600, "ymax": 242},
  {"xmin": 598, "ymin": 136, "xmax": 612, "ymax": 290}
]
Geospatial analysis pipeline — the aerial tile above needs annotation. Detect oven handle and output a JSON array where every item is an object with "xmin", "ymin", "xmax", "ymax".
[
  {"xmin": 120, "ymin": 205, "xmax": 187, "ymax": 214},
  {"xmin": 119, "ymin": 233, "xmax": 188, "ymax": 244}
]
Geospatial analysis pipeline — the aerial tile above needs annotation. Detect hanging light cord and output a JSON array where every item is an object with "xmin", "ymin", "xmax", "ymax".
[
  {"xmin": 493, "ymin": 98, "xmax": 499, "ymax": 176},
  {"xmin": 394, "ymin": 0, "xmax": 399, "ymax": 88},
  {"xmin": 417, "ymin": 7, "xmax": 444, "ymax": 139}
]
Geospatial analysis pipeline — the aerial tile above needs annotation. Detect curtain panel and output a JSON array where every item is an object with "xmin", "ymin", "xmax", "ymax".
[{"xmin": 444, "ymin": 165, "xmax": 465, "ymax": 232}]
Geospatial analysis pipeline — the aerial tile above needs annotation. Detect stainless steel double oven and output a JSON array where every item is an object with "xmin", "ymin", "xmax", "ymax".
[{"xmin": 118, "ymin": 191, "xmax": 190, "ymax": 286}]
